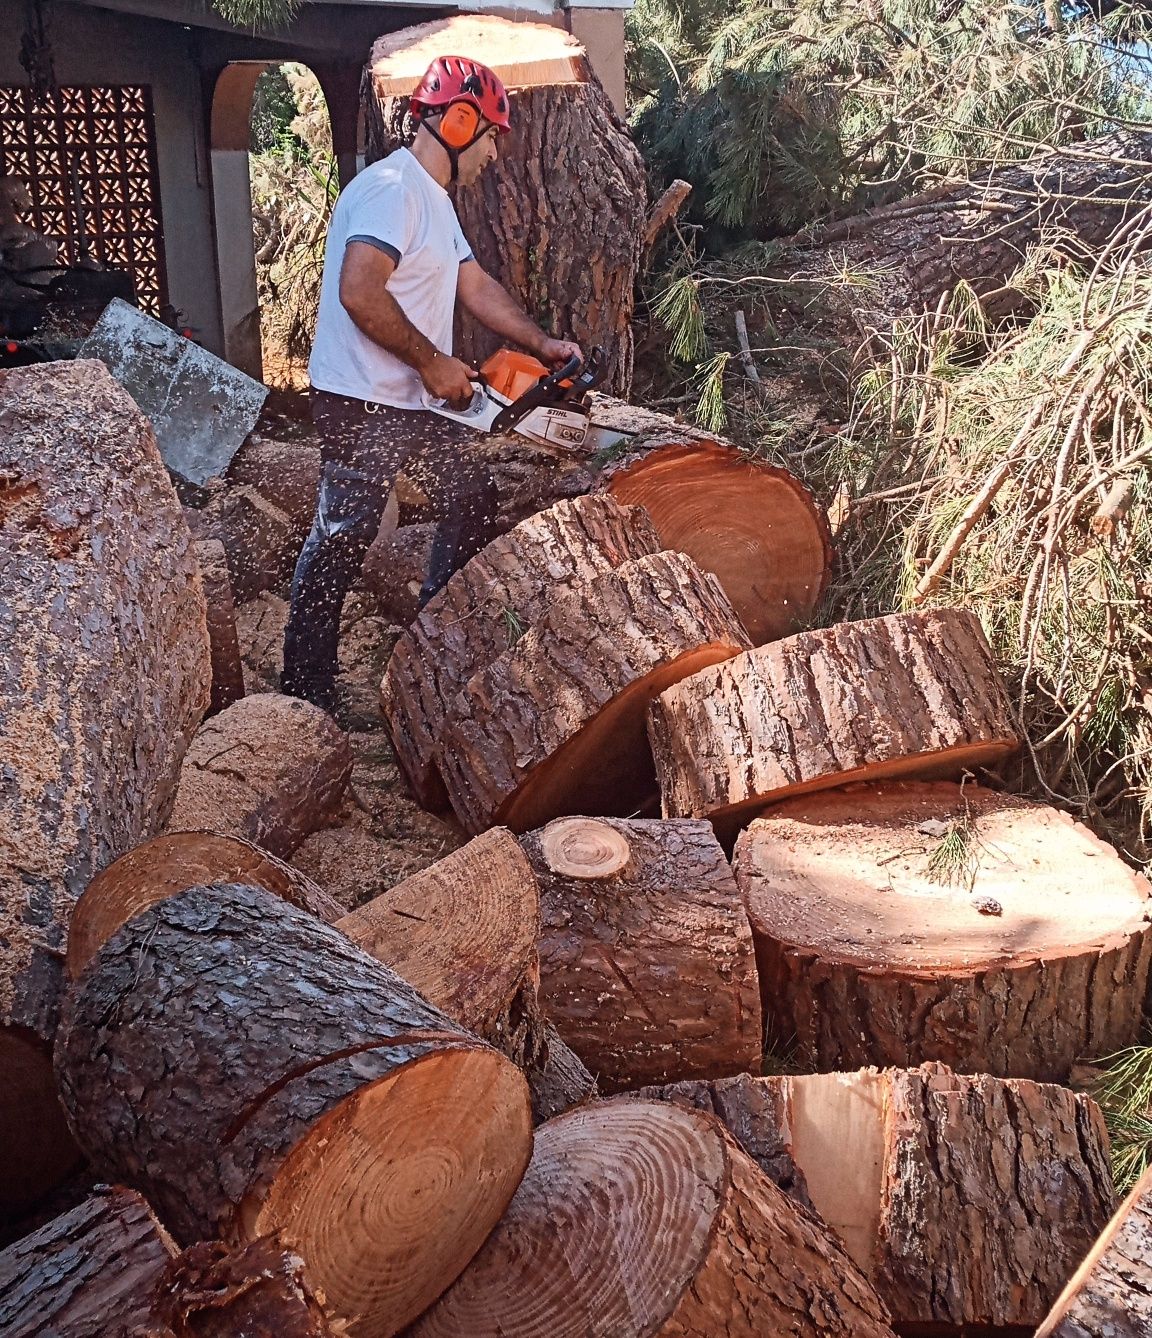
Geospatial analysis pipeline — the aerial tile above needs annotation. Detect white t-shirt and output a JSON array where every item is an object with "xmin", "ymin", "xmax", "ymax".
[{"xmin": 308, "ymin": 148, "xmax": 473, "ymax": 408}]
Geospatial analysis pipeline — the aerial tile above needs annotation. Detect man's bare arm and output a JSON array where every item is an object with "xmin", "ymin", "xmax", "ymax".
[{"xmin": 457, "ymin": 260, "xmax": 581, "ymax": 368}]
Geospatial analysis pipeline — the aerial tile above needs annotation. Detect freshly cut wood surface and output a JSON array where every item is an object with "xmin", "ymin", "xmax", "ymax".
[
  {"xmin": 524, "ymin": 816, "xmax": 763, "ymax": 1090},
  {"xmin": 650, "ymin": 609, "xmax": 1018, "ymax": 831},
  {"xmin": 598, "ymin": 436, "xmax": 832, "ymax": 644},
  {"xmin": 438, "ymin": 551, "xmax": 750, "ymax": 834},
  {"xmin": 195, "ymin": 538, "xmax": 245, "ymax": 716},
  {"xmin": 67, "ymin": 830, "xmax": 343, "ymax": 979},
  {"xmin": 382, "ymin": 494, "xmax": 659, "ymax": 811},
  {"xmin": 410, "ymin": 1098, "xmax": 895, "ymax": 1337},
  {"xmin": 734, "ymin": 781, "xmax": 1152, "ymax": 1079},
  {"xmin": 166, "ymin": 693, "xmax": 351, "ymax": 858}
]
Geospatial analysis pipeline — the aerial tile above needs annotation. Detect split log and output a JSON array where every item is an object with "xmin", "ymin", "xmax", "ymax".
[
  {"xmin": 649, "ymin": 609, "xmax": 1018, "ymax": 833},
  {"xmin": 226, "ymin": 437, "xmax": 321, "ymax": 534},
  {"xmin": 67, "ymin": 830, "xmax": 343, "ymax": 979},
  {"xmin": 0, "ymin": 360, "xmax": 211, "ymax": 1217},
  {"xmin": 56, "ymin": 881, "xmax": 533, "ymax": 1336},
  {"xmin": 202, "ymin": 483, "xmax": 298, "ymax": 602},
  {"xmin": 166, "ymin": 693, "xmax": 352, "ymax": 858},
  {"xmin": 635, "ymin": 1065, "xmax": 1115, "ymax": 1333},
  {"xmin": 195, "ymin": 538, "xmax": 245, "ymax": 715},
  {"xmin": 360, "ymin": 521, "xmax": 434, "ymax": 626},
  {"xmin": 409, "ymin": 1098, "xmax": 896, "ymax": 1337},
  {"xmin": 523, "ymin": 816, "xmax": 762, "ymax": 1090},
  {"xmin": 439, "ymin": 550, "xmax": 750, "ymax": 834},
  {"xmin": 733, "ymin": 781, "xmax": 1152, "ymax": 1079},
  {"xmin": 382, "ymin": 493, "xmax": 660, "ymax": 812},
  {"xmin": 1036, "ymin": 1163, "xmax": 1152, "ymax": 1337},
  {"xmin": 365, "ymin": 15, "xmax": 648, "ymax": 392},
  {"xmin": 595, "ymin": 434, "xmax": 833, "ymax": 644}
]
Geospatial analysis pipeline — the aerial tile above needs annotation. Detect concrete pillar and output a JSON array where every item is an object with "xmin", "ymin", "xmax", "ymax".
[
  {"xmin": 314, "ymin": 62, "xmax": 363, "ymax": 191},
  {"xmin": 563, "ymin": 2, "xmax": 628, "ymax": 115}
]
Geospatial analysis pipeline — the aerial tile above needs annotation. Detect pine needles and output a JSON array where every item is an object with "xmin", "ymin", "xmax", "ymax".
[{"xmin": 1093, "ymin": 1045, "xmax": 1152, "ymax": 1190}]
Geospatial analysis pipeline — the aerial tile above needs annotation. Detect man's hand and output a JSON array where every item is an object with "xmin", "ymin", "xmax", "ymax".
[
  {"xmin": 538, "ymin": 337, "xmax": 583, "ymax": 370},
  {"xmin": 419, "ymin": 351, "xmax": 478, "ymax": 410}
]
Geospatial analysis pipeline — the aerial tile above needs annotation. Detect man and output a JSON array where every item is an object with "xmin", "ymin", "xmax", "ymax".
[{"xmin": 282, "ymin": 55, "xmax": 581, "ymax": 712}]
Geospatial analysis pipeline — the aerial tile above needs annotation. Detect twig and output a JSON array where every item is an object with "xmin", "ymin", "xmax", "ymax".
[
  {"xmin": 643, "ymin": 179, "xmax": 693, "ymax": 251},
  {"xmin": 1091, "ymin": 478, "xmax": 1136, "ymax": 540},
  {"xmin": 734, "ymin": 310, "xmax": 761, "ymax": 384}
]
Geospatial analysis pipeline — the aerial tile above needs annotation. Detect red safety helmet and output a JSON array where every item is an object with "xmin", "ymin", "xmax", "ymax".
[{"xmin": 410, "ymin": 56, "xmax": 511, "ymax": 134}]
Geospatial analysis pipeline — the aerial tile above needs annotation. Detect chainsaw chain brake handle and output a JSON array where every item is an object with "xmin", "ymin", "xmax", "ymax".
[{"xmin": 489, "ymin": 347, "xmax": 607, "ymax": 435}]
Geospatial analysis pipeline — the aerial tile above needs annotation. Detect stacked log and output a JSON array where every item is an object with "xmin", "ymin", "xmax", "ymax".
[
  {"xmin": 194, "ymin": 538, "xmax": 245, "ymax": 715},
  {"xmin": 56, "ymin": 881, "xmax": 533, "ymax": 1336},
  {"xmin": 523, "ymin": 816, "xmax": 762, "ymax": 1090},
  {"xmin": 733, "ymin": 781, "xmax": 1152, "ymax": 1079},
  {"xmin": 0, "ymin": 360, "xmax": 212, "ymax": 1218}
]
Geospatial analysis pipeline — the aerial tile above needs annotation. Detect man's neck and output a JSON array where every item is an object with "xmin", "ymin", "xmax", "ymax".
[{"xmin": 408, "ymin": 130, "xmax": 452, "ymax": 190}]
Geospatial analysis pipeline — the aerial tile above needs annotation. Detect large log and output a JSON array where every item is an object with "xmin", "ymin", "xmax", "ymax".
[
  {"xmin": 409, "ymin": 1098, "xmax": 896, "ymax": 1337},
  {"xmin": 649, "ymin": 609, "xmax": 1018, "ymax": 834},
  {"xmin": 733, "ymin": 781, "xmax": 1152, "ymax": 1079},
  {"xmin": 438, "ymin": 550, "xmax": 750, "ymax": 833},
  {"xmin": 523, "ymin": 816, "xmax": 762, "ymax": 1090},
  {"xmin": 56, "ymin": 881, "xmax": 533, "ymax": 1336},
  {"xmin": 382, "ymin": 494, "xmax": 660, "ymax": 812},
  {"xmin": 166, "ymin": 693, "xmax": 352, "ymax": 858},
  {"xmin": 194, "ymin": 538, "xmax": 245, "ymax": 715},
  {"xmin": 635, "ymin": 1065, "xmax": 1116, "ymax": 1333},
  {"xmin": 0, "ymin": 360, "xmax": 211, "ymax": 1218}
]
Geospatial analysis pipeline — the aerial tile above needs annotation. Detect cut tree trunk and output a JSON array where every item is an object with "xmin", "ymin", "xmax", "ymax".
[
  {"xmin": 1036, "ymin": 1163, "xmax": 1152, "ymax": 1338},
  {"xmin": 56, "ymin": 881, "xmax": 533, "ymax": 1337},
  {"xmin": 634, "ymin": 1064, "xmax": 1115, "ymax": 1335},
  {"xmin": 409, "ymin": 1097, "xmax": 896, "ymax": 1337},
  {"xmin": 523, "ymin": 816, "xmax": 763, "ymax": 1090},
  {"xmin": 382, "ymin": 493, "xmax": 660, "ymax": 812},
  {"xmin": 0, "ymin": 360, "xmax": 211, "ymax": 1218},
  {"xmin": 364, "ymin": 15, "xmax": 648, "ymax": 392},
  {"xmin": 67, "ymin": 830, "xmax": 344, "ymax": 979},
  {"xmin": 166, "ymin": 693, "xmax": 352, "ymax": 858},
  {"xmin": 195, "ymin": 538, "xmax": 245, "ymax": 715},
  {"xmin": 439, "ymin": 550, "xmax": 750, "ymax": 834},
  {"xmin": 360, "ymin": 521, "xmax": 435, "ymax": 626},
  {"xmin": 733, "ymin": 781, "xmax": 1152, "ymax": 1080},
  {"xmin": 594, "ymin": 433, "xmax": 833, "ymax": 644},
  {"xmin": 649, "ymin": 609, "xmax": 1018, "ymax": 834}
]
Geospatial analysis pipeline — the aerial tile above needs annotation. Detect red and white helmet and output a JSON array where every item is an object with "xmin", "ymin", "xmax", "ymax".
[{"xmin": 410, "ymin": 56, "xmax": 512, "ymax": 134}]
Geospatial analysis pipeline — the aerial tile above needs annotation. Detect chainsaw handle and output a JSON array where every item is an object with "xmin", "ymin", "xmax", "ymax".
[{"xmin": 541, "ymin": 353, "xmax": 584, "ymax": 388}]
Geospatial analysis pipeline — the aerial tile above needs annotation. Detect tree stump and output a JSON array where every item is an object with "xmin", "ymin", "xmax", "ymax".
[
  {"xmin": 635, "ymin": 1065, "xmax": 1115, "ymax": 1333},
  {"xmin": 409, "ymin": 1098, "xmax": 896, "ymax": 1337},
  {"xmin": 0, "ymin": 360, "xmax": 211, "ymax": 1218},
  {"xmin": 166, "ymin": 694, "xmax": 352, "ymax": 859},
  {"xmin": 596, "ymin": 434, "xmax": 833, "ymax": 644},
  {"xmin": 438, "ymin": 551, "xmax": 750, "ymax": 833},
  {"xmin": 56, "ymin": 882, "xmax": 533, "ymax": 1336},
  {"xmin": 650, "ymin": 609, "xmax": 1018, "ymax": 833},
  {"xmin": 67, "ymin": 830, "xmax": 344, "ymax": 979},
  {"xmin": 382, "ymin": 494, "xmax": 659, "ymax": 812},
  {"xmin": 365, "ymin": 15, "xmax": 648, "ymax": 392},
  {"xmin": 523, "ymin": 816, "xmax": 762, "ymax": 1090},
  {"xmin": 733, "ymin": 781, "xmax": 1152, "ymax": 1080},
  {"xmin": 195, "ymin": 538, "xmax": 245, "ymax": 715},
  {"xmin": 1036, "ymin": 1164, "xmax": 1152, "ymax": 1338}
]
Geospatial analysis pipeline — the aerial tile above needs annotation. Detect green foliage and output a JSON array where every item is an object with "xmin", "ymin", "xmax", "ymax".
[
  {"xmin": 212, "ymin": 0, "xmax": 301, "ymax": 30},
  {"xmin": 1093, "ymin": 1046, "xmax": 1152, "ymax": 1190}
]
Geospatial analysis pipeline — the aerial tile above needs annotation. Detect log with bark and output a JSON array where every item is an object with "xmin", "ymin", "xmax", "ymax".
[
  {"xmin": 195, "ymin": 538, "xmax": 245, "ymax": 715},
  {"xmin": 409, "ymin": 1097, "xmax": 896, "ymax": 1337},
  {"xmin": 0, "ymin": 360, "xmax": 211, "ymax": 1218},
  {"xmin": 166, "ymin": 693, "xmax": 352, "ymax": 858},
  {"xmin": 523, "ymin": 816, "xmax": 762, "ymax": 1090},
  {"xmin": 439, "ymin": 551, "xmax": 750, "ymax": 833},
  {"xmin": 56, "ymin": 881, "xmax": 533, "ymax": 1336},
  {"xmin": 382, "ymin": 493, "xmax": 660, "ymax": 812},
  {"xmin": 360, "ymin": 521, "xmax": 434, "ymax": 626},
  {"xmin": 202, "ymin": 483, "xmax": 299, "ymax": 602},
  {"xmin": 649, "ymin": 609, "xmax": 1018, "ymax": 834},
  {"xmin": 226, "ymin": 437, "xmax": 321, "ymax": 535},
  {"xmin": 364, "ymin": 15, "xmax": 648, "ymax": 392},
  {"xmin": 633, "ymin": 1064, "xmax": 1116, "ymax": 1334},
  {"xmin": 733, "ymin": 781, "xmax": 1152, "ymax": 1080}
]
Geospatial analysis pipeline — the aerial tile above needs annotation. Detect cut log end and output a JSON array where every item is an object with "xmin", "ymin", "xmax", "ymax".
[
  {"xmin": 0, "ymin": 1031, "xmax": 82, "ymax": 1220},
  {"xmin": 538, "ymin": 817, "xmax": 632, "ymax": 879}
]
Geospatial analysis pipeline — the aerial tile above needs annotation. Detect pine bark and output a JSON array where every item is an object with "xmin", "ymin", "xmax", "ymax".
[
  {"xmin": 195, "ymin": 538, "xmax": 245, "ymax": 716},
  {"xmin": 523, "ymin": 816, "xmax": 763, "ymax": 1091}
]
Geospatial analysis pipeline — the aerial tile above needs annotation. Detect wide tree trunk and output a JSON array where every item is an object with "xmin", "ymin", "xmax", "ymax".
[
  {"xmin": 410, "ymin": 1098, "xmax": 896, "ymax": 1337},
  {"xmin": 56, "ymin": 881, "xmax": 533, "ymax": 1337},
  {"xmin": 0, "ymin": 360, "xmax": 211, "ymax": 1218},
  {"xmin": 364, "ymin": 15, "xmax": 648, "ymax": 392},
  {"xmin": 733, "ymin": 781, "xmax": 1152, "ymax": 1080},
  {"xmin": 194, "ymin": 538, "xmax": 245, "ymax": 716},
  {"xmin": 523, "ymin": 816, "xmax": 762, "ymax": 1090},
  {"xmin": 649, "ymin": 609, "xmax": 1018, "ymax": 835},
  {"xmin": 382, "ymin": 494, "xmax": 659, "ymax": 811}
]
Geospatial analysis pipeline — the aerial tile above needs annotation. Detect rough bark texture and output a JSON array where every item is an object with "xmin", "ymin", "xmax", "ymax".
[
  {"xmin": 382, "ymin": 494, "xmax": 660, "ymax": 812},
  {"xmin": 226, "ymin": 437, "xmax": 321, "ymax": 534},
  {"xmin": 360, "ymin": 521, "xmax": 434, "ymax": 627},
  {"xmin": 649, "ymin": 609, "xmax": 1018, "ymax": 831},
  {"xmin": 166, "ymin": 693, "xmax": 352, "ymax": 859},
  {"xmin": 195, "ymin": 538, "xmax": 245, "ymax": 716},
  {"xmin": 529, "ymin": 1021, "xmax": 599, "ymax": 1124},
  {"xmin": 438, "ymin": 550, "xmax": 751, "ymax": 834},
  {"xmin": 0, "ymin": 360, "xmax": 211, "ymax": 1217},
  {"xmin": 201, "ymin": 484, "xmax": 298, "ymax": 602},
  {"xmin": 523, "ymin": 816, "xmax": 763, "ymax": 1091}
]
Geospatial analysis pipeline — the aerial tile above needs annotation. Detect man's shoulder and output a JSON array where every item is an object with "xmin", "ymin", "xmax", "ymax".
[{"xmin": 342, "ymin": 150, "xmax": 417, "ymax": 203}]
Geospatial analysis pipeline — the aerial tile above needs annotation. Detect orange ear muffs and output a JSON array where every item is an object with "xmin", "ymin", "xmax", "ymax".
[{"xmin": 438, "ymin": 101, "xmax": 481, "ymax": 149}]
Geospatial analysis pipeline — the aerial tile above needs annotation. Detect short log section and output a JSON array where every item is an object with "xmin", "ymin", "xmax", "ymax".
[
  {"xmin": 438, "ymin": 550, "xmax": 750, "ymax": 834},
  {"xmin": 410, "ymin": 1097, "xmax": 895, "ymax": 1337},
  {"xmin": 524, "ymin": 816, "xmax": 763, "ymax": 1090},
  {"xmin": 195, "ymin": 537, "xmax": 245, "ymax": 715},
  {"xmin": 733, "ymin": 781, "xmax": 1152, "ymax": 1079},
  {"xmin": 650, "ymin": 609, "xmax": 1018, "ymax": 832},
  {"xmin": 56, "ymin": 882, "xmax": 533, "ymax": 1337}
]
